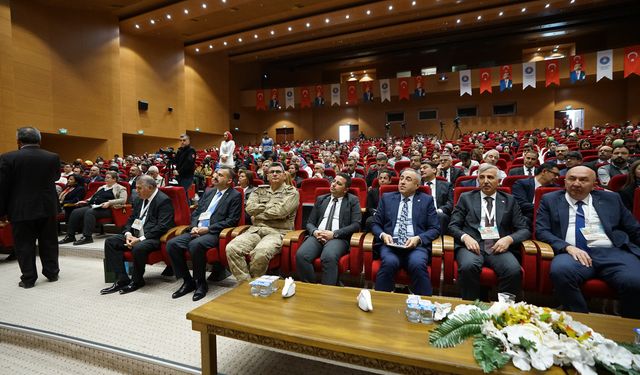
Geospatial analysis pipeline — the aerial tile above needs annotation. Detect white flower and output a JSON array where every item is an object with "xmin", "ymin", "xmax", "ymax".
[
  {"xmin": 447, "ymin": 304, "xmax": 480, "ymax": 320},
  {"xmin": 481, "ymin": 320, "xmax": 509, "ymax": 349},
  {"xmin": 529, "ymin": 346, "xmax": 555, "ymax": 371},
  {"xmin": 506, "ymin": 348, "xmax": 531, "ymax": 371},
  {"xmin": 502, "ymin": 323, "xmax": 543, "ymax": 347},
  {"xmin": 433, "ymin": 302, "xmax": 451, "ymax": 321},
  {"xmin": 487, "ymin": 301, "xmax": 509, "ymax": 317}
]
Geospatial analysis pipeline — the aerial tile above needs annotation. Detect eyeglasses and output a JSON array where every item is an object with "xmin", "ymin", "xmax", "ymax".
[{"xmin": 268, "ymin": 170, "xmax": 283, "ymax": 175}]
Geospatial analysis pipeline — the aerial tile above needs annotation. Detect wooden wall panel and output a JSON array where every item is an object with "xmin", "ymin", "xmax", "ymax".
[{"xmin": 0, "ymin": 0, "xmax": 15, "ymax": 152}]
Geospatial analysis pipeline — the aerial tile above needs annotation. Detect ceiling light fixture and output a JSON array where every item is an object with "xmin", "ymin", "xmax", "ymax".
[
  {"xmin": 412, "ymin": 1, "xmax": 417, "ymax": 6},
  {"xmin": 477, "ymin": 15, "xmax": 482, "ymax": 20},
  {"xmin": 254, "ymin": 34, "xmax": 258, "ymax": 39},
  {"xmin": 209, "ymin": 44, "xmax": 213, "ymax": 49},
  {"xmin": 325, "ymin": 18, "xmax": 330, "ymax": 23},
  {"xmin": 270, "ymin": 30, "xmax": 275, "ymax": 35},
  {"xmin": 166, "ymin": 14, "xmax": 171, "ymax": 20},
  {"xmin": 202, "ymin": 3, "xmax": 207, "ymax": 9},
  {"xmin": 456, "ymin": 18, "xmax": 461, "ymax": 23},
  {"xmin": 498, "ymin": 11, "xmax": 504, "ymax": 16},
  {"xmin": 521, "ymin": 7, "xmax": 526, "ymax": 12},
  {"xmin": 570, "ymin": 0, "xmax": 575, "ymax": 3},
  {"xmin": 537, "ymin": 47, "xmax": 541, "ymax": 51},
  {"xmin": 545, "ymin": 3, "xmax": 550, "ymax": 8},
  {"xmin": 238, "ymin": 37, "xmax": 242, "ymax": 42},
  {"xmin": 223, "ymin": 41, "xmax": 228, "ymax": 46},
  {"xmin": 221, "ymin": 0, "xmax": 226, "ymax": 3},
  {"xmin": 366, "ymin": 10, "xmax": 371, "ymax": 15},
  {"xmin": 345, "ymin": 14, "xmax": 350, "ymax": 19},
  {"xmin": 388, "ymin": 5, "xmax": 393, "ymax": 10},
  {"xmin": 195, "ymin": 48, "xmax": 199, "ymax": 52},
  {"xmin": 184, "ymin": 9, "xmax": 189, "ymax": 14},
  {"xmin": 288, "ymin": 26, "xmax": 292, "ymax": 31},
  {"xmin": 306, "ymin": 22, "xmax": 310, "ymax": 28},
  {"xmin": 150, "ymin": 19, "xmax": 155, "ymax": 24},
  {"xmin": 135, "ymin": 24, "xmax": 140, "ymax": 29}
]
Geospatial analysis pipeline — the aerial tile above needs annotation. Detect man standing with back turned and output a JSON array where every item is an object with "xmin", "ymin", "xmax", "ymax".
[{"xmin": 0, "ymin": 127, "xmax": 61, "ymax": 288}]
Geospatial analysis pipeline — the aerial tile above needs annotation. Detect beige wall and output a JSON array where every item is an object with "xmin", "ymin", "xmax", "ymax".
[{"xmin": 0, "ymin": 0, "xmax": 15, "ymax": 152}]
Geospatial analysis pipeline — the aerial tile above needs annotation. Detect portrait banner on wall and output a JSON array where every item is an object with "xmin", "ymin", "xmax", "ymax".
[
  {"xmin": 414, "ymin": 75, "xmax": 426, "ymax": 98},
  {"xmin": 314, "ymin": 85, "xmax": 325, "ymax": 106},
  {"xmin": 499, "ymin": 65, "xmax": 512, "ymax": 91},
  {"xmin": 569, "ymin": 55, "xmax": 586, "ymax": 84}
]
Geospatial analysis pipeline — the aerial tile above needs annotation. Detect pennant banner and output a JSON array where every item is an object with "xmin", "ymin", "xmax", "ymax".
[
  {"xmin": 269, "ymin": 88, "xmax": 279, "ymax": 109},
  {"xmin": 398, "ymin": 78, "xmax": 410, "ymax": 100},
  {"xmin": 285, "ymin": 87, "xmax": 295, "ymax": 109},
  {"xmin": 624, "ymin": 45, "xmax": 640, "ymax": 78},
  {"xmin": 523, "ymin": 62, "xmax": 536, "ymax": 89},
  {"xmin": 499, "ymin": 65, "xmax": 512, "ymax": 91},
  {"xmin": 300, "ymin": 87, "xmax": 311, "ymax": 108},
  {"xmin": 479, "ymin": 68, "xmax": 492, "ymax": 94},
  {"xmin": 459, "ymin": 70, "xmax": 472, "ymax": 96},
  {"xmin": 597, "ymin": 49, "xmax": 613, "ymax": 82},
  {"xmin": 362, "ymin": 81, "xmax": 373, "ymax": 102},
  {"xmin": 414, "ymin": 75, "xmax": 426, "ymax": 98},
  {"xmin": 330, "ymin": 84, "xmax": 340, "ymax": 106},
  {"xmin": 314, "ymin": 85, "xmax": 324, "ymax": 107},
  {"xmin": 570, "ymin": 55, "xmax": 586, "ymax": 84},
  {"xmin": 347, "ymin": 82, "xmax": 358, "ymax": 104},
  {"xmin": 256, "ymin": 90, "xmax": 266, "ymax": 110},
  {"xmin": 379, "ymin": 79, "xmax": 390, "ymax": 102},
  {"xmin": 545, "ymin": 59, "xmax": 560, "ymax": 87}
]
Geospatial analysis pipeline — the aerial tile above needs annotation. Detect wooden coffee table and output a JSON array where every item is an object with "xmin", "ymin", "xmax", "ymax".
[{"xmin": 187, "ymin": 282, "xmax": 638, "ymax": 374}]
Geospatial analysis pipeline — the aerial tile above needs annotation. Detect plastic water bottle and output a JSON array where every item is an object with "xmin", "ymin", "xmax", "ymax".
[
  {"xmin": 419, "ymin": 301, "xmax": 435, "ymax": 324},
  {"xmin": 250, "ymin": 284, "xmax": 260, "ymax": 297},
  {"xmin": 405, "ymin": 303, "xmax": 421, "ymax": 323},
  {"xmin": 634, "ymin": 328, "xmax": 640, "ymax": 345},
  {"xmin": 258, "ymin": 283, "xmax": 271, "ymax": 297}
]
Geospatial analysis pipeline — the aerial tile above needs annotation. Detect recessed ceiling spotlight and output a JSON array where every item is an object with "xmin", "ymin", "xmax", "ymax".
[
  {"xmin": 456, "ymin": 18, "xmax": 461, "ymax": 23},
  {"xmin": 545, "ymin": 3, "xmax": 550, "ymax": 8},
  {"xmin": 221, "ymin": 0, "xmax": 226, "ymax": 3},
  {"xmin": 184, "ymin": 9, "xmax": 189, "ymax": 14},
  {"xmin": 238, "ymin": 37, "xmax": 242, "ymax": 42},
  {"xmin": 388, "ymin": 5, "xmax": 393, "ymax": 10},
  {"xmin": 254, "ymin": 34, "xmax": 258, "ymax": 39},
  {"xmin": 345, "ymin": 14, "xmax": 350, "ymax": 19},
  {"xmin": 521, "ymin": 7, "xmax": 526, "ymax": 12},
  {"xmin": 498, "ymin": 11, "xmax": 504, "ymax": 16},
  {"xmin": 555, "ymin": 45, "xmax": 559, "ymax": 48},
  {"xmin": 366, "ymin": 10, "xmax": 371, "ymax": 15},
  {"xmin": 195, "ymin": 48, "xmax": 200, "ymax": 52},
  {"xmin": 537, "ymin": 47, "xmax": 541, "ymax": 51},
  {"xmin": 223, "ymin": 41, "xmax": 228, "ymax": 46},
  {"xmin": 412, "ymin": 1, "xmax": 417, "ymax": 6},
  {"xmin": 166, "ymin": 14, "xmax": 171, "ymax": 20},
  {"xmin": 135, "ymin": 24, "xmax": 140, "ymax": 29},
  {"xmin": 553, "ymin": 48, "xmax": 558, "ymax": 52},
  {"xmin": 306, "ymin": 22, "xmax": 310, "ymax": 28},
  {"xmin": 325, "ymin": 18, "xmax": 330, "ymax": 23},
  {"xmin": 202, "ymin": 3, "xmax": 207, "ymax": 9},
  {"xmin": 270, "ymin": 30, "xmax": 275, "ymax": 35},
  {"xmin": 288, "ymin": 26, "xmax": 292, "ymax": 31},
  {"xmin": 477, "ymin": 15, "xmax": 482, "ymax": 20},
  {"xmin": 209, "ymin": 44, "xmax": 213, "ymax": 49},
  {"xmin": 570, "ymin": 0, "xmax": 575, "ymax": 3},
  {"xmin": 150, "ymin": 19, "xmax": 155, "ymax": 24}
]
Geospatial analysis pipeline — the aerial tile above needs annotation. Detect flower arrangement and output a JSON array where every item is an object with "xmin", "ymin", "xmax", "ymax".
[{"xmin": 428, "ymin": 301, "xmax": 640, "ymax": 374}]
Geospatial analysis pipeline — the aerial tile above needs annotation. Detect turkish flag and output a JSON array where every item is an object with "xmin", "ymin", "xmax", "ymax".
[
  {"xmin": 398, "ymin": 78, "xmax": 410, "ymax": 100},
  {"xmin": 256, "ymin": 90, "xmax": 266, "ymax": 110},
  {"xmin": 347, "ymin": 83, "xmax": 358, "ymax": 104},
  {"xmin": 300, "ymin": 87, "xmax": 311, "ymax": 108},
  {"xmin": 624, "ymin": 45, "xmax": 640, "ymax": 78},
  {"xmin": 479, "ymin": 68, "xmax": 492, "ymax": 94},
  {"xmin": 545, "ymin": 59, "xmax": 560, "ymax": 87}
]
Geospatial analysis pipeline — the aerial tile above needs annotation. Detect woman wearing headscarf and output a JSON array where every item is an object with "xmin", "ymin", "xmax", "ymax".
[
  {"xmin": 219, "ymin": 131, "xmax": 235, "ymax": 168},
  {"xmin": 59, "ymin": 174, "xmax": 86, "ymax": 220}
]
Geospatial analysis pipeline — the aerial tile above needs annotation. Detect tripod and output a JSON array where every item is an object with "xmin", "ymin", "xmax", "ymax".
[
  {"xmin": 439, "ymin": 121, "xmax": 446, "ymax": 140},
  {"xmin": 451, "ymin": 118, "xmax": 462, "ymax": 140}
]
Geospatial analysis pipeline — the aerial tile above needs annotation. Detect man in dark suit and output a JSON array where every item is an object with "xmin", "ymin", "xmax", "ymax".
[
  {"xmin": 296, "ymin": 173, "xmax": 361, "ymax": 285},
  {"xmin": 372, "ymin": 169, "xmax": 441, "ymax": 296},
  {"xmin": 583, "ymin": 145, "xmax": 612, "ymax": 172},
  {"xmin": 508, "ymin": 151, "xmax": 538, "ymax": 177},
  {"xmin": 167, "ymin": 167, "xmax": 241, "ymax": 301},
  {"xmin": 511, "ymin": 163, "xmax": 560, "ymax": 224},
  {"xmin": 100, "ymin": 175, "xmax": 175, "ymax": 295},
  {"xmin": 437, "ymin": 153, "xmax": 464, "ymax": 185},
  {"xmin": 365, "ymin": 169, "xmax": 392, "ymax": 231},
  {"xmin": 0, "ymin": 127, "xmax": 60, "ymax": 288},
  {"xmin": 536, "ymin": 166, "xmax": 640, "ymax": 318},
  {"xmin": 449, "ymin": 164, "xmax": 531, "ymax": 301},
  {"xmin": 420, "ymin": 161, "xmax": 453, "ymax": 234},
  {"xmin": 344, "ymin": 157, "xmax": 364, "ymax": 179},
  {"xmin": 366, "ymin": 153, "xmax": 396, "ymax": 187},
  {"xmin": 87, "ymin": 166, "xmax": 104, "ymax": 183}
]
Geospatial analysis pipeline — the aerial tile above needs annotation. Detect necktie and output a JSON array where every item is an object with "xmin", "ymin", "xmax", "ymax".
[
  {"xmin": 325, "ymin": 198, "xmax": 338, "ymax": 231},
  {"xmin": 527, "ymin": 168, "xmax": 533, "ymax": 176},
  {"xmin": 200, "ymin": 191, "xmax": 223, "ymax": 227},
  {"xmin": 397, "ymin": 197, "xmax": 410, "ymax": 244},
  {"xmin": 575, "ymin": 201, "xmax": 588, "ymax": 251},
  {"xmin": 484, "ymin": 196, "xmax": 496, "ymax": 249}
]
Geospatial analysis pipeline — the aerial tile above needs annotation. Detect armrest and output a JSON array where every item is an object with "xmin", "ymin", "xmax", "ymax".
[
  {"xmin": 283, "ymin": 230, "xmax": 307, "ymax": 274},
  {"xmin": 532, "ymin": 240, "xmax": 555, "ymax": 294},
  {"xmin": 362, "ymin": 233, "xmax": 375, "ymax": 281},
  {"xmin": 110, "ymin": 204, "xmax": 132, "ymax": 227},
  {"xmin": 230, "ymin": 225, "xmax": 251, "ymax": 238},
  {"xmin": 432, "ymin": 236, "xmax": 443, "ymax": 257},
  {"xmin": 348, "ymin": 232, "xmax": 366, "ymax": 277},
  {"xmin": 283, "ymin": 230, "xmax": 307, "ymax": 247},
  {"xmin": 532, "ymin": 240, "xmax": 555, "ymax": 260},
  {"xmin": 160, "ymin": 225, "xmax": 187, "ymax": 242},
  {"xmin": 521, "ymin": 240, "xmax": 538, "ymax": 291},
  {"xmin": 442, "ymin": 235, "xmax": 455, "ymax": 285}
]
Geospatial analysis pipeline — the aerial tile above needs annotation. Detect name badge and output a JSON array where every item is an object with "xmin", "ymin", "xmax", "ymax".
[
  {"xmin": 132, "ymin": 219, "xmax": 143, "ymax": 231},
  {"xmin": 198, "ymin": 212, "xmax": 210, "ymax": 222},
  {"xmin": 580, "ymin": 225, "xmax": 608, "ymax": 241},
  {"xmin": 479, "ymin": 226, "xmax": 500, "ymax": 240}
]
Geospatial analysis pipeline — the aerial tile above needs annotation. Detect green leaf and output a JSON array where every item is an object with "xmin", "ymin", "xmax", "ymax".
[
  {"xmin": 472, "ymin": 300, "xmax": 491, "ymax": 311},
  {"xmin": 596, "ymin": 360, "xmax": 640, "ymax": 375},
  {"xmin": 519, "ymin": 337, "xmax": 536, "ymax": 352},
  {"xmin": 473, "ymin": 334, "xmax": 510, "ymax": 373},
  {"xmin": 617, "ymin": 342, "xmax": 640, "ymax": 355},
  {"xmin": 429, "ymin": 310, "xmax": 489, "ymax": 348}
]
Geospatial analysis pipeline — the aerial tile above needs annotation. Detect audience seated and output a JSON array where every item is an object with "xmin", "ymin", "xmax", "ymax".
[
  {"xmin": 508, "ymin": 151, "xmax": 538, "ymax": 176},
  {"xmin": 58, "ymin": 174, "xmax": 86, "ymax": 220},
  {"xmin": 225, "ymin": 162, "xmax": 299, "ymax": 282},
  {"xmin": 559, "ymin": 151, "xmax": 583, "ymax": 176},
  {"xmin": 454, "ymin": 151, "xmax": 478, "ymax": 176},
  {"xmin": 59, "ymin": 171, "xmax": 127, "ymax": 246},
  {"xmin": 371, "ymin": 169, "xmax": 440, "ymax": 296},
  {"xmin": 365, "ymin": 169, "xmax": 392, "ymax": 231},
  {"xmin": 344, "ymin": 157, "xmax": 364, "ymax": 179},
  {"xmin": 437, "ymin": 153, "xmax": 464, "ymax": 185},
  {"xmin": 100, "ymin": 175, "xmax": 175, "ymax": 295},
  {"xmin": 420, "ymin": 161, "xmax": 453, "ymax": 234},
  {"xmin": 312, "ymin": 162, "xmax": 333, "ymax": 182},
  {"xmin": 472, "ymin": 150, "xmax": 507, "ymax": 180},
  {"xmin": 448, "ymin": 164, "xmax": 530, "ymax": 301},
  {"xmin": 296, "ymin": 173, "xmax": 361, "ymax": 285},
  {"xmin": 617, "ymin": 160, "xmax": 640, "ymax": 213},
  {"xmin": 167, "ymin": 167, "xmax": 241, "ymax": 301},
  {"xmin": 388, "ymin": 146, "xmax": 409, "ymax": 168},
  {"xmin": 584, "ymin": 145, "xmax": 612, "ymax": 171},
  {"xmin": 87, "ymin": 166, "xmax": 104, "ymax": 183},
  {"xmin": 366, "ymin": 153, "xmax": 396, "ymax": 186},
  {"xmin": 598, "ymin": 146, "xmax": 630, "ymax": 187},
  {"xmin": 511, "ymin": 163, "xmax": 560, "ymax": 224},
  {"xmin": 536, "ymin": 166, "xmax": 640, "ymax": 318},
  {"xmin": 287, "ymin": 163, "xmax": 304, "ymax": 187}
]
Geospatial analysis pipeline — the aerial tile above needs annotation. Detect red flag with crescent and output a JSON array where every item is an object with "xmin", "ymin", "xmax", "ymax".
[
  {"xmin": 300, "ymin": 87, "xmax": 311, "ymax": 108},
  {"xmin": 545, "ymin": 59, "xmax": 560, "ymax": 87},
  {"xmin": 347, "ymin": 82, "xmax": 358, "ymax": 104},
  {"xmin": 624, "ymin": 45, "xmax": 640, "ymax": 78},
  {"xmin": 398, "ymin": 77, "xmax": 410, "ymax": 100},
  {"xmin": 256, "ymin": 90, "xmax": 266, "ymax": 110},
  {"xmin": 479, "ymin": 68, "xmax": 492, "ymax": 94}
]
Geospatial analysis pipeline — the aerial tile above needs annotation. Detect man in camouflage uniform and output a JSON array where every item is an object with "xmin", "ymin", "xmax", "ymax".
[{"xmin": 225, "ymin": 162, "xmax": 299, "ymax": 281}]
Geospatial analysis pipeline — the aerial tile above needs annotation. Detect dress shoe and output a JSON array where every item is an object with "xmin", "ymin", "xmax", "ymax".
[
  {"xmin": 119, "ymin": 280, "xmax": 145, "ymax": 294},
  {"xmin": 18, "ymin": 281, "xmax": 35, "ymax": 289},
  {"xmin": 5, "ymin": 251, "xmax": 16, "ymax": 261},
  {"xmin": 172, "ymin": 280, "xmax": 196, "ymax": 299},
  {"xmin": 161, "ymin": 265, "xmax": 174, "ymax": 277},
  {"xmin": 45, "ymin": 275, "xmax": 59, "ymax": 282},
  {"xmin": 58, "ymin": 235, "xmax": 76, "ymax": 244},
  {"xmin": 192, "ymin": 280, "xmax": 208, "ymax": 301},
  {"xmin": 100, "ymin": 280, "xmax": 129, "ymax": 295},
  {"xmin": 73, "ymin": 236, "xmax": 93, "ymax": 246},
  {"xmin": 207, "ymin": 263, "xmax": 231, "ymax": 282}
]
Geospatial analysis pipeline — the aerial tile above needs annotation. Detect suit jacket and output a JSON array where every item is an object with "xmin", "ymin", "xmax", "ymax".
[
  {"xmin": 123, "ymin": 189, "xmax": 175, "ymax": 240},
  {"xmin": 306, "ymin": 193, "xmax": 361, "ymax": 240},
  {"xmin": 190, "ymin": 188, "xmax": 242, "ymax": 235},
  {"xmin": 372, "ymin": 191, "xmax": 440, "ymax": 248},
  {"xmin": 508, "ymin": 166, "xmax": 536, "ymax": 176},
  {"xmin": 89, "ymin": 176, "xmax": 105, "ymax": 183},
  {"xmin": 424, "ymin": 180, "xmax": 453, "ymax": 216},
  {"xmin": 440, "ymin": 167, "xmax": 464, "ymax": 185},
  {"xmin": 536, "ymin": 190, "xmax": 640, "ymax": 257},
  {"xmin": 348, "ymin": 172, "xmax": 365, "ymax": 180},
  {"xmin": 0, "ymin": 145, "xmax": 60, "ymax": 221},
  {"xmin": 449, "ymin": 190, "xmax": 530, "ymax": 254},
  {"xmin": 366, "ymin": 188, "xmax": 380, "ymax": 215},
  {"xmin": 366, "ymin": 168, "xmax": 396, "ymax": 187},
  {"xmin": 460, "ymin": 178, "xmax": 478, "ymax": 187},
  {"xmin": 511, "ymin": 177, "xmax": 536, "ymax": 218}
]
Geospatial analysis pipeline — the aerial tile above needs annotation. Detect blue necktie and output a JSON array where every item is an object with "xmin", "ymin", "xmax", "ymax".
[
  {"xmin": 200, "ymin": 191, "xmax": 222, "ymax": 227},
  {"xmin": 397, "ymin": 197, "xmax": 410, "ymax": 244},
  {"xmin": 575, "ymin": 201, "xmax": 588, "ymax": 251}
]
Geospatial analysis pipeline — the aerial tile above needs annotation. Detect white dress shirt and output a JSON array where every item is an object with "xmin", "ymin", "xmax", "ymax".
[
  {"xmin": 564, "ymin": 193, "xmax": 612, "ymax": 248},
  {"xmin": 318, "ymin": 195, "xmax": 343, "ymax": 231}
]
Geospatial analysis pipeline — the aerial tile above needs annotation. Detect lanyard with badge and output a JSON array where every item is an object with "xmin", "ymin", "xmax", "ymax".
[
  {"xmin": 578, "ymin": 203, "xmax": 608, "ymax": 241},
  {"xmin": 132, "ymin": 200, "xmax": 151, "ymax": 231},
  {"xmin": 478, "ymin": 202, "xmax": 500, "ymax": 240}
]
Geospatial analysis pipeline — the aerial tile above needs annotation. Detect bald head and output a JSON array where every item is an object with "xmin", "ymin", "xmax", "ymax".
[{"xmin": 564, "ymin": 166, "xmax": 596, "ymax": 201}]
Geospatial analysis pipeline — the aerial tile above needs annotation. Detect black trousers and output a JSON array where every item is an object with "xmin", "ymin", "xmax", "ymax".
[
  {"xmin": 166, "ymin": 232, "xmax": 219, "ymax": 281},
  {"xmin": 67, "ymin": 206, "xmax": 112, "ymax": 237},
  {"xmin": 12, "ymin": 216, "xmax": 59, "ymax": 284},
  {"xmin": 177, "ymin": 175, "xmax": 193, "ymax": 203},
  {"xmin": 456, "ymin": 248, "xmax": 522, "ymax": 301},
  {"xmin": 295, "ymin": 237, "xmax": 349, "ymax": 285},
  {"xmin": 104, "ymin": 234, "xmax": 160, "ymax": 283}
]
